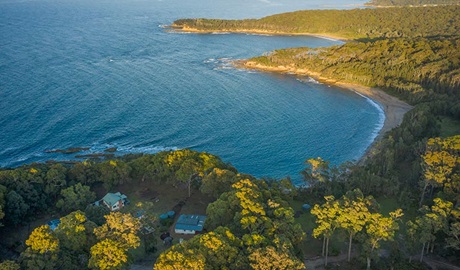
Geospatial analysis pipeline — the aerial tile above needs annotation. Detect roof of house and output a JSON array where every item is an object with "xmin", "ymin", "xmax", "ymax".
[
  {"xmin": 175, "ymin": 214, "xmax": 206, "ymax": 232},
  {"xmin": 102, "ymin": 192, "xmax": 127, "ymax": 206},
  {"xmin": 47, "ymin": 219, "xmax": 61, "ymax": 231}
]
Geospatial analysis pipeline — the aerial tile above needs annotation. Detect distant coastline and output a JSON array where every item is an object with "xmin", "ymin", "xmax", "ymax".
[{"xmin": 169, "ymin": 25, "xmax": 349, "ymax": 42}]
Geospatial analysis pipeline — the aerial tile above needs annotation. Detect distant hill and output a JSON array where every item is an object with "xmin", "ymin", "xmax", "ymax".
[
  {"xmin": 366, "ymin": 0, "xmax": 460, "ymax": 6},
  {"xmin": 244, "ymin": 38, "xmax": 460, "ymax": 104},
  {"xmin": 172, "ymin": 6, "xmax": 460, "ymax": 40}
]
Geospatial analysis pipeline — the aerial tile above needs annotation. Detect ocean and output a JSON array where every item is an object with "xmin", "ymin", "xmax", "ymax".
[{"xmin": 0, "ymin": 0, "xmax": 382, "ymax": 184}]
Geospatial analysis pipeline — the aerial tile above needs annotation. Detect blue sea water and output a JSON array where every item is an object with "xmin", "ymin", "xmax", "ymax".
[{"xmin": 0, "ymin": 0, "xmax": 381, "ymax": 183}]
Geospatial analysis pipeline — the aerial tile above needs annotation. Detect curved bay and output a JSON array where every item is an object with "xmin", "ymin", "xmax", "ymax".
[{"xmin": 0, "ymin": 0, "xmax": 380, "ymax": 183}]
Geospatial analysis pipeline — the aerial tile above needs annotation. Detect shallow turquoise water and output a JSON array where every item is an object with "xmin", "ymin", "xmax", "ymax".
[{"xmin": 0, "ymin": 0, "xmax": 382, "ymax": 183}]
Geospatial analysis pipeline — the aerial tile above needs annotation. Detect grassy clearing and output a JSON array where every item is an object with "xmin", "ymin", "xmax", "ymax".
[
  {"xmin": 377, "ymin": 196, "xmax": 418, "ymax": 222},
  {"xmin": 377, "ymin": 197, "xmax": 400, "ymax": 215},
  {"xmin": 293, "ymin": 196, "xmax": 422, "ymax": 260},
  {"xmin": 97, "ymin": 180, "xmax": 215, "ymax": 260},
  {"xmin": 290, "ymin": 199, "xmax": 320, "ymax": 258},
  {"xmin": 439, "ymin": 116, "xmax": 460, "ymax": 138},
  {"xmin": 115, "ymin": 181, "xmax": 212, "ymax": 216}
]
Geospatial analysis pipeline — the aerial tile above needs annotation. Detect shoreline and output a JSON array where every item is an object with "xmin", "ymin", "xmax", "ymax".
[
  {"xmin": 239, "ymin": 61, "xmax": 413, "ymax": 162},
  {"xmin": 169, "ymin": 26, "xmax": 413, "ymax": 162},
  {"xmin": 169, "ymin": 25, "xmax": 350, "ymax": 42}
]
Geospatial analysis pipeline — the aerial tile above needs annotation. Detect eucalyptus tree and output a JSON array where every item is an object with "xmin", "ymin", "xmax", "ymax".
[
  {"xmin": 363, "ymin": 209, "xmax": 403, "ymax": 270},
  {"xmin": 20, "ymin": 225, "xmax": 60, "ymax": 269},
  {"xmin": 420, "ymin": 136, "xmax": 460, "ymax": 206},
  {"xmin": 409, "ymin": 198, "xmax": 454, "ymax": 262},
  {"xmin": 90, "ymin": 212, "xmax": 141, "ymax": 270},
  {"xmin": 311, "ymin": 195, "xmax": 341, "ymax": 266},
  {"xmin": 338, "ymin": 189, "xmax": 375, "ymax": 262},
  {"xmin": 56, "ymin": 183, "xmax": 96, "ymax": 213}
]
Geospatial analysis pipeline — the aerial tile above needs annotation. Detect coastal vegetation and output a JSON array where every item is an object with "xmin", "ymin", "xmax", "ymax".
[
  {"xmin": 0, "ymin": 137, "xmax": 459, "ymax": 269},
  {"xmin": 172, "ymin": 5, "xmax": 460, "ymax": 40},
  {"xmin": 170, "ymin": 3, "xmax": 460, "ymax": 269},
  {"xmin": 1, "ymin": 4, "xmax": 460, "ymax": 270},
  {"xmin": 246, "ymin": 37, "xmax": 460, "ymax": 104},
  {"xmin": 366, "ymin": 0, "xmax": 460, "ymax": 6}
]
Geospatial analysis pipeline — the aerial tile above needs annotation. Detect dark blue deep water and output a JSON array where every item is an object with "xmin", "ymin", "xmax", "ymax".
[{"xmin": 0, "ymin": 0, "xmax": 382, "ymax": 183}]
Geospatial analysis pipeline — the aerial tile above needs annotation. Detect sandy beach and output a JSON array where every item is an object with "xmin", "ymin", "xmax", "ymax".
[
  {"xmin": 171, "ymin": 25, "xmax": 414, "ymax": 160},
  {"xmin": 169, "ymin": 25, "xmax": 350, "ymax": 42},
  {"xmin": 336, "ymin": 82, "xmax": 413, "ymax": 141},
  {"xmin": 239, "ymin": 61, "xmax": 414, "ymax": 160}
]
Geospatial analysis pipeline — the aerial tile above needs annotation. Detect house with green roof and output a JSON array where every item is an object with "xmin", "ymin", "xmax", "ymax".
[
  {"xmin": 174, "ymin": 214, "xmax": 206, "ymax": 235},
  {"xmin": 102, "ymin": 192, "xmax": 128, "ymax": 211}
]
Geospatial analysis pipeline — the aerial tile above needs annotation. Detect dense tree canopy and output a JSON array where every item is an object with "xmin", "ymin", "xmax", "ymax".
[
  {"xmin": 366, "ymin": 0, "xmax": 460, "ymax": 6},
  {"xmin": 173, "ymin": 6, "xmax": 460, "ymax": 40},
  {"xmin": 155, "ymin": 178, "xmax": 304, "ymax": 269},
  {"xmin": 247, "ymin": 38, "xmax": 460, "ymax": 104},
  {"xmin": 56, "ymin": 183, "xmax": 96, "ymax": 213}
]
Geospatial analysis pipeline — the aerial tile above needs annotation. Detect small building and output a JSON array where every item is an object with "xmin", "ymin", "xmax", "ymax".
[
  {"xmin": 47, "ymin": 219, "xmax": 60, "ymax": 231},
  {"xmin": 174, "ymin": 214, "xmax": 206, "ymax": 235},
  {"xmin": 102, "ymin": 192, "xmax": 128, "ymax": 211}
]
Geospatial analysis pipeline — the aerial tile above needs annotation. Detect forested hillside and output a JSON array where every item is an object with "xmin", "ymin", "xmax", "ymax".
[
  {"xmin": 0, "ymin": 150, "xmax": 306, "ymax": 269},
  {"xmin": 247, "ymin": 38, "xmax": 460, "ymax": 104},
  {"xmin": 366, "ymin": 0, "xmax": 460, "ymax": 6},
  {"xmin": 245, "ymin": 35, "xmax": 460, "ymax": 205},
  {"xmin": 1, "ymin": 4, "xmax": 460, "ymax": 270},
  {"xmin": 170, "ymin": 5, "xmax": 460, "ymax": 269},
  {"xmin": 172, "ymin": 6, "xmax": 460, "ymax": 40}
]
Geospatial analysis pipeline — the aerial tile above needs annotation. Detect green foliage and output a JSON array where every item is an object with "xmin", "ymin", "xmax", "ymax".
[
  {"xmin": 366, "ymin": 0, "xmax": 460, "ymax": 6},
  {"xmin": 25, "ymin": 225, "xmax": 59, "ymax": 254},
  {"xmin": 200, "ymin": 168, "xmax": 237, "ymax": 199},
  {"xmin": 18, "ymin": 249, "xmax": 58, "ymax": 270},
  {"xmin": 54, "ymin": 211, "xmax": 89, "ymax": 253},
  {"xmin": 363, "ymin": 209, "xmax": 404, "ymax": 269},
  {"xmin": 446, "ymin": 221, "xmax": 460, "ymax": 250},
  {"xmin": 44, "ymin": 164, "xmax": 67, "ymax": 198},
  {"xmin": 339, "ymin": 190, "xmax": 376, "ymax": 261},
  {"xmin": 93, "ymin": 212, "xmax": 141, "ymax": 250},
  {"xmin": 0, "ymin": 149, "xmax": 229, "ymax": 225},
  {"xmin": 85, "ymin": 204, "xmax": 110, "ymax": 226},
  {"xmin": 407, "ymin": 197, "xmax": 456, "ymax": 261},
  {"xmin": 0, "ymin": 260, "xmax": 20, "ymax": 270},
  {"xmin": 67, "ymin": 160, "xmax": 97, "ymax": 186},
  {"xmin": 56, "ymin": 183, "xmax": 96, "ymax": 213},
  {"xmin": 173, "ymin": 6, "xmax": 460, "ymax": 40},
  {"xmin": 0, "ymin": 185, "xmax": 6, "ymax": 226},
  {"xmin": 439, "ymin": 117, "xmax": 460, "ymax": 138},
  {"xmin": 310, "ymin": 195, "xmax": 342, "ymax": 265},
  {"xmin": 167, "ymin": 150, "xmax": 227, "ymax": 179},
  {"xmin": 96, "ymin": 160, "xmax": 131, "ymax": 190},
  {"xmin": 157, "ymin": 178, "xmax": 304, "ymax": 269},
  {"xmin": 2, "ymin": 150, "xmax": 309, "ymax": 269},
  {"xmin": 244, "ymin": 36, "xmax": 459, "ymax": 209},
  {"xmin": 5, "ymin": 190, "xmax": 29, "ymax": 226},
  {"xmin": 420, "ymin": 136, "xmax": 460, "ymax": 205},
  {"xmin": 302, "ymin": 157, "xmax": 330, "ymax": 187},
  {"xmin": 88, "ymin": 239, "xmax": 128, "ymax": 270},
  {"xmin": 154, "ymin": 245, "xmax": 206, "ymax": 270},
  {"xmin": 248, "ymin": 246, "xmax": 305, "ymax": 270},
  {"xmin": 248, "ymin": 38, "xmax": 460, "ymax": 104},
  {"xmin": 156, "ymin": 226, "xmax": 246, "ymax": 269},
  {"xmin": 310, "ymin": 191, "xmax": 402, "ymax": 267}
]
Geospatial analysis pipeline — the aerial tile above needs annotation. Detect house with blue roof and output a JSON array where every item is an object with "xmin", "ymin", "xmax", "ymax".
[
  {"xmin": 47, "ymin": 219, "xmax": 60, "ymax": 231},
  {"xmin": 174, "ymin": 214, "xmax": 206, "ymax": 235},
  {"xmin": 101, "ymin": 192, "xmax": 128, "ymax": 211}
]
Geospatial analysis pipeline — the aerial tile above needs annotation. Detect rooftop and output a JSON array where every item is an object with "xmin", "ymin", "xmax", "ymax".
[
  {"xmin": 102, "ymin": 192, "xmax": 127, "ymax": 206},
  {"xmin": 175, "ymin": 214, "xmax": 206, "ymax": 232},
  {"xmin": 47, "ymin": 219, "xmax": 60, "ymax": 231}
]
